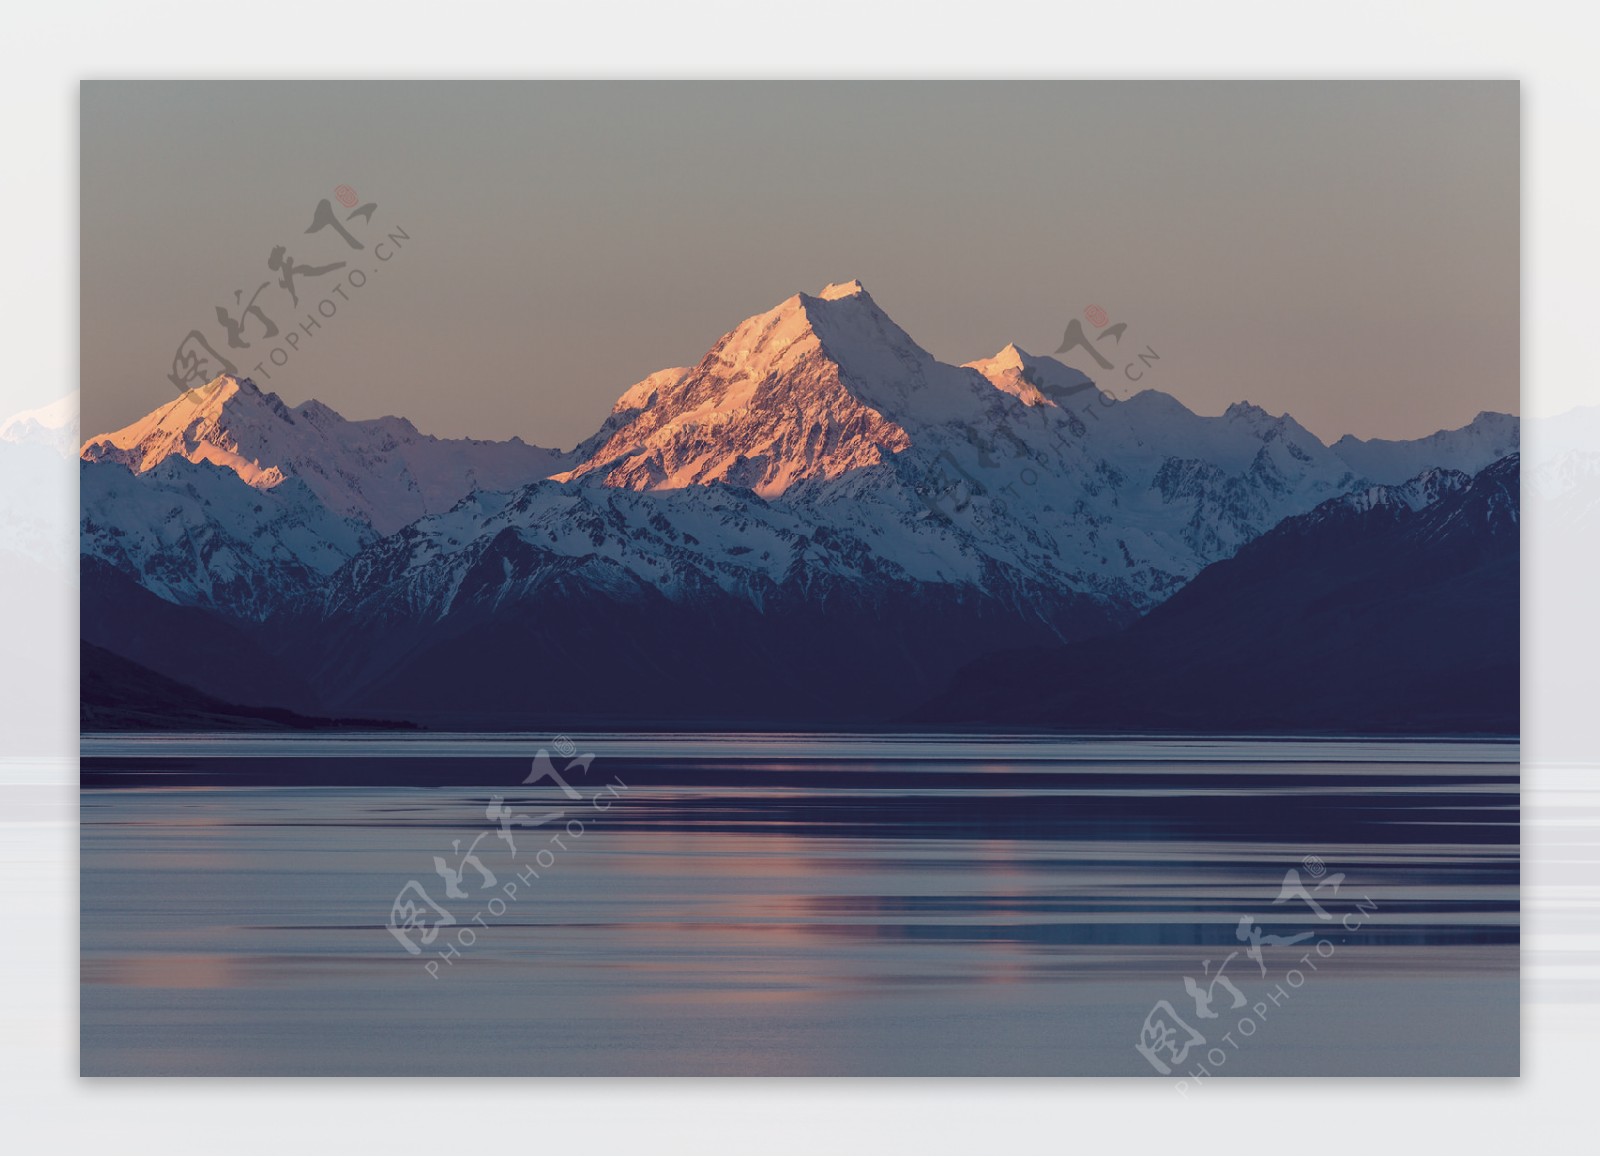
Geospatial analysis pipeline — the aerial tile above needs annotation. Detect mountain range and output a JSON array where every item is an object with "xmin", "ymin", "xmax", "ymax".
[{"xmin": 76, "ymin": 280, "xmax": 1520, "ymax": 731}]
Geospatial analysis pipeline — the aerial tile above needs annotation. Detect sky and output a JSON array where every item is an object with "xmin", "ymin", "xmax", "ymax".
[{"xmin": 80, "ymin": 80, "xmax": 1518, "ymax": 448}]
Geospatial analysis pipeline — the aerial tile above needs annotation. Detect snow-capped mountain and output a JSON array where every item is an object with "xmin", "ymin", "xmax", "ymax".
[
  {"xmin": 82, "ymin": 456, "xmax": 374, "ymax": 620},
  {"xmin": 1330, "ymin": 411, "xmax": 1518, "ymax": 484},
  {"xmin": 79, "ymin": 279, "xmax": 1520, "ymax": 727},
  {"xmin": 81, "ymin": 376, "xmax": 571, "ymax": 534}
]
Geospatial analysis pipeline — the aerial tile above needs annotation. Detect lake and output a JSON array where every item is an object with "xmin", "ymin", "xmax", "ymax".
[{"xmin": 80, "ymin": 733, "xmax": 1519, "ymax": 1077}]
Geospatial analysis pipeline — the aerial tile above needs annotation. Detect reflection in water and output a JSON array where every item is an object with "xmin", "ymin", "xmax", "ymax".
[{"xmin": 81, "ymin": 734, "xmax": 1518, "ymax": 1076}]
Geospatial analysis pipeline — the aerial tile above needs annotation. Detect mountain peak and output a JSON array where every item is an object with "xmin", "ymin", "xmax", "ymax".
[
  {"xmin": 1329, "ymin": 410, "xmax": 1521, "ymax": 484},
  {"xmin": 965, "ymin": 343, "xmax": 1094, "ymax": 408},
  {"xmin": 1224, "ymin": 400, "xmax": 1274, "ymax": 422},
  {"xmin": 80, "ymin": 374, "xmax": 569, "ymax": 532},
  {"xmin": 81, "ymin": 374, "xmax": 291, "ymax": 488},
  {"xmin": 816, "ymin": 278, "xmax": 869, "ymax": 301},
  {"xmin": 185, "ymin": 372, "xmax": 263, "ymax": 406},
  {"xmin": 558, "ymin": 281, "xmax": 929, "ymax": 495},
  {"xmin": 985, "ymin": 342, "xmax": 1028, "ymax": 369}
]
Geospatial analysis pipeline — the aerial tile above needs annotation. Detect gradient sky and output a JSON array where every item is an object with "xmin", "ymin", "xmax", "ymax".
[{"xmin": 80, "ymin": 80, "xmax": 1517, "ymax": 448}]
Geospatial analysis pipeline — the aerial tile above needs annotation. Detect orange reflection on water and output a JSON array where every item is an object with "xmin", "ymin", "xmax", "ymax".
[{"xmin": 83, "ymin": 953, "xmax": 244, "ymax": 989}]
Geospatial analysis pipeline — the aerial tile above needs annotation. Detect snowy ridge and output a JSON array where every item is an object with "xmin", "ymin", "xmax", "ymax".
[
  {"xmin": 316, "ymin": 477, "xmax": 1010, "ymax": 628},
  {"xmin": 81, "ymin": 457, "xmax": 375, "ymax": 619},
  {"xmin": 81, "ymin": 375, "xmax": 571, "ymax": 534},
  {"xmin": 1334, "ymin": 466, "xmax": 1473, "ymax": 515},
  {"xmin": 1270, "ymin": 455, "xmax": 1517, "ymax": 547},
  {"xmin": 1331, "ymin": 411, "xmax": 1518, "ymax": 484}
]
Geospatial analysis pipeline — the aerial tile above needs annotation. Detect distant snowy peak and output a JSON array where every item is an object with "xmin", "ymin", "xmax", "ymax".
[
  {"xmin": 80, "ymin": 374, "xmax": 572, "ymax": 534},
  {"xmin": 0, "ymin": 393, "xmax": 78, "ymax": 456},
  {"xmin": 964, "ymin": 344, "xmax": 1095, "ymax": 408},
  {"xmin": 1331, "ymin": 411, "xmax": 1519, "ymax": 484},
  {"xmin": 817, "ymin": 278, "xmax": 868, "ymax": 301},
  {"xmin": 81, "ymin": 376, "xmax": 290, "ymax": 487}
]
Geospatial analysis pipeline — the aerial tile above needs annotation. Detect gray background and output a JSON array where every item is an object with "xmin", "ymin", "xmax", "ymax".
[{"xmin": 81, "ymin": 80, "xmax": 1518, "ymax": 449}]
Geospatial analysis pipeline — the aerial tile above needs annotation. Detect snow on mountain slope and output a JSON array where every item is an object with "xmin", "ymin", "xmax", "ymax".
[
  {"xmin": 1329, "ymin": 466, "xmax": 1472, "ymax": 516},
  {"xmin": 317, "ymin": 476, "xmax": 1036, "ymax": 625},
  {"xmin": 1257, "ymin": 454, "xmax": 1517, "ymax": 555},
  {"xmin": 557, "ymin": 283, "xmax": 916, "ymax": 495},
  {"xmin": 82, "ymin": 457, "xmax": 375, "ymax": 619},
  {"xmin": 81, "ymin": 375, "xmax": 572, "ymax": 533},
  {"xmin": 963, "ymin": 343, "xmax": 1096, "ymax": 408},
  {"xmin": 1330, "ymin": 411, "xmax": 1518, "ymax": 484}
]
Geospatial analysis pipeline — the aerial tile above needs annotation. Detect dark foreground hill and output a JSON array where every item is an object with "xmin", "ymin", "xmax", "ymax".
[
  {"xmin": 918, "ymin": 456, "xmax": 1519, "ymax": 735},
  {"xmin": 81, "ymin": 642, "xmax": 415, "ymax": 731}
]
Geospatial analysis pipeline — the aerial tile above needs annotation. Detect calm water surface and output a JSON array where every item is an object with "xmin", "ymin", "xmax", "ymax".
[{"xmin": 80, "ymin": 734, "xmax": 1519, "ymax": 1076}]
